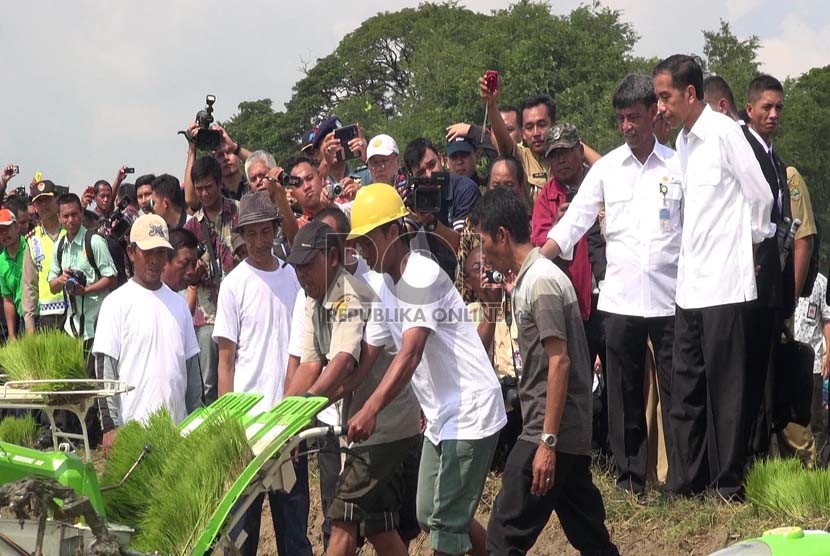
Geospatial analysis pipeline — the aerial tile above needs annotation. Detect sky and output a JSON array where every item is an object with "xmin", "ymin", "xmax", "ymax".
[{"xmin": 1, "ymin": 0, "xmax": 827, "ymax": 193}]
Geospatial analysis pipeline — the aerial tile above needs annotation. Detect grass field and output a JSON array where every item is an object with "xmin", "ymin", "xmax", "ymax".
[{"xmin": 251, "ymin": 456, "xmax": 830, "ymax": 556}]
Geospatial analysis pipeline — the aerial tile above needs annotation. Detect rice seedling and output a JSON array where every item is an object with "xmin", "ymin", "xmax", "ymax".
[
  {"xmin": 101, "ymin": 409, "xmax": 181, "ymax": 525},
  {"xmin": 0, "ymin": 331, "xmax": 87, "ymax": 389},
  {"xmin": 132, "ymin": 414, "xmax": 252, "ymax": 555},
  {"xmin": 745, "ymin": 458, "xmax": 830, "ymax": 520},
  {"xmin": 0, "ymin": 414, "xmax": 39, "ymax": 447}
]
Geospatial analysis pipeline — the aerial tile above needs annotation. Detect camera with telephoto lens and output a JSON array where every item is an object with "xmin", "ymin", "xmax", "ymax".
[
  {"xmin": 106, "ymin": 196, "xmax": 134, "ymax": 241},
  {"xmin": 395, "ymin": 169, "xmax": 447, "ymax": 214},
  {"xmin": 194, "ymin": 95, "xmax": 221, "ymax": 150},
  {"xmin": 326, "ymin": 182, "xmax": 343, "ymax": 199},
  {"xmin": 64, "ymin": 269, "xmax": 87, "ymax": 295}
]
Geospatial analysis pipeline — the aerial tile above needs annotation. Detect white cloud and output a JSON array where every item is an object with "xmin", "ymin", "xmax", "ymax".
[{"xmin": 759, "ymin": 14, "xmax": 830, "ymax": 79}]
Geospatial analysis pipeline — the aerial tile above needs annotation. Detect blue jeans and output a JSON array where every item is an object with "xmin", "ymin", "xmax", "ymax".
[{"xmin": 232, "ymin": 454, "xmax": 312, "ymax": 556}]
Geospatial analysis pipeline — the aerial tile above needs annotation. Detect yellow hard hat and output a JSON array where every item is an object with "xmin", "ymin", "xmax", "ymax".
[{"xmin": 347, "ymin": 183, "xmax": 409, "ymax": 239}]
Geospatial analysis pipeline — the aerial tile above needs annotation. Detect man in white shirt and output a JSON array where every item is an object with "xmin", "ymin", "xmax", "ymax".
[
  {"xmin": 653, "ymin": 55, "xmax": 775, "ymax": 499},
  {"xmin": 93, "ymin": 215, "xmax": 201, "ymax": 456},
  {"xmin": 346, "ymin": 183, "xmax": 506, "ymax": 556},
  {"xmin": 541, "ymin": 74, "xmax": 682, "ymax": 496},
  {"xmin": 212, "ymin": 191, "xmax": 308, "ymax": 556}
]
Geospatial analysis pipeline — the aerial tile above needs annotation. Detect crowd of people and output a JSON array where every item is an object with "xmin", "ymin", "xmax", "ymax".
[{"xmin": 0, "ymin": 53, "xmax": 825, "ymax": 556}]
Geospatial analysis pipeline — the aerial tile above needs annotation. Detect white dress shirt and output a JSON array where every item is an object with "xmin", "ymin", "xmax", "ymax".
[
  {"xmin": 547, "ymin": 139, "xmax": 682, "ymax": 317},
  {"xmin": 675, "ymin": 105, "xmax": 775, "ymax": 309}
]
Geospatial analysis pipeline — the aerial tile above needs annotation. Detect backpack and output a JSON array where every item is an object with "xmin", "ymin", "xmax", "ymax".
[{"xmin": 56, "ymin": 231, "xmax": 130, "ymax": 287}]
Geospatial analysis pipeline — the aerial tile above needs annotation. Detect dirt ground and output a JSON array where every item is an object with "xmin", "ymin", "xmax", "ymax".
[{"xmin": 253, "ymin": 457, "xmax": 755, "ymax": 556}]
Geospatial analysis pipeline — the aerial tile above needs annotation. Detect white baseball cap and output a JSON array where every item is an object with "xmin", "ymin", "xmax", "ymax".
[
  {"xmin": 130, "ymin": 214, "xmax": 173, "ymax": 251},
  {"xmin": 366, "ymin": 134, "xmax": 399, "ymax": 160}
]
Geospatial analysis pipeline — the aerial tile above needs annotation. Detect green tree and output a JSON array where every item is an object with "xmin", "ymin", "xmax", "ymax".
[
  {"xmin": 777, "ymin": 66, "xmax": 830, "ymax": 260},
  {"xmin": 702, "ymin": 20, "xmax": 760, "ymax": 107},
  {"xmin": 223, "ymin": 1, "xmax": 648, "ymax": 163}
]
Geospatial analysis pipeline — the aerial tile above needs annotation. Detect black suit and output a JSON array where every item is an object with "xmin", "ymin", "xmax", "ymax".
[{"xmin": 740, "ymin": 124, "xmax": 795, "ymax": 460}]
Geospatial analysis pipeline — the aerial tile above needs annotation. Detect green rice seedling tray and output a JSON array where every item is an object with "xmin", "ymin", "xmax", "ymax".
[
  {"xmin": 178, "ymin": 391, "xmax": 264, "ymax": 435},
  {"xmin": 191, "ymin": 395, "xmax": 328, "ymax": 554}
]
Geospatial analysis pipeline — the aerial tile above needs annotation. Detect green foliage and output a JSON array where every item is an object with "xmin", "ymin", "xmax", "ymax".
[
  {"xmin": 746, "ymin": 458, "xmax": 830, "ymax": 520},
  {"xmin": 702, "ymin": 20, "xmax": 760, "ymax": 107},
  {"xmin": 0, "ymin": 331, "xmax": 87, "ymax": 389},
  {"xmin": 776, "ymin": 66, "xmax": 830, "ymax": 262},
  {"xmin": 224, "ymin": 1, "xmax": 648, "ymax": 162},
  {"xmin": 132, "ymin": 415, "xmax": 252, "ymax": 555},
  {"xmin": 101, "ymin": 409, "xmax": 181, "ymax": 525},
  {"xmin": 0, "ymin": 415, "xmax": 39, "ymax": 448}
]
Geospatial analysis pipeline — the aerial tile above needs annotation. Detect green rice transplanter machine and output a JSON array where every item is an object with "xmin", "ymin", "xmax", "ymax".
[{"xmin": 0, "ymin": 382, "xmax": 339, "ymax": 555}]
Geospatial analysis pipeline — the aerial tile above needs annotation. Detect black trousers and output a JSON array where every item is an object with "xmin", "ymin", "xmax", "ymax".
[
  {"xmin": 486, "ymin": 440, "xmax": 618, "ymax": 556},
  {"xmin": 603, "ymin": 313, "xmax": 675, "ymax": 493},
  {"xmin": 743, "ymin": 304, "xmax": 782, "ymax": 460},
  {"xmin": 670, "ymin": 303, "xmax": 747, "ymax": 496}
]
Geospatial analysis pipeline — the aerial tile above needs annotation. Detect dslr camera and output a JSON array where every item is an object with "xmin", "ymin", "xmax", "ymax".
[
  {"xmin": 395, "ymin": 169, "xmax": 447, "ymax": 214},
  {"xmin": 194, "ymin": 94, "xmax": 221, "ymax": 150},
  {"xmin": 64, "ymin": 269, "xmax": 87, "ymax": 295},
  {"xmin": 106, "ymin": 196, "xmax": 134, "ymax": 241}
]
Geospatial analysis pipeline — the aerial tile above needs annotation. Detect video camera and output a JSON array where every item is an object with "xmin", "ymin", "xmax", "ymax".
[
  {"xmin": 194, "ymin": 95, "xmax": 221, "ymax": 150},
  {"xmin": 395, "ymin": 169, "xmax": 447, "ymax": 214},
  {"xmin": 106, "ymin": 195, "xmax": 134, "ymax": 241}
]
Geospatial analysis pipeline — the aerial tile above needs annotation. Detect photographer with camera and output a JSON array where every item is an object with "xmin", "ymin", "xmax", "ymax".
[
  {"xmin": 184, "ymin": 156, "xmax": 239, "ymax": 405},
  {"xmin": 313, "ymin": 116, "xmax": 372, "ymax": 194},
  {"xmin": 287, "ymin": 156, "xmax": 345, "ymax": 228},
  {"xmin": 244, "ymin": 150, "xmax": 299, "ymax": 245},
  {"xmin": 48, "ymin": 193, "xmax": 118, "ymax": 343},
  {"xmin": 22, "ymin": 180, "xmax": 67, "ymax": 333},
  {"xmin": 0, "ymin": 164, "xmax": 21, "ymax": 197},
  {"xmin": 183, "ymin": 96, "xmax": 253, "ymax": 208},
  {"xmin": 134, "ymin": 174, "xmax": 155, "ymax": 215},
  {"xmin": 82, "ymin": 179, "xmax": 115, "ymax": 219},
  {"xmin": 401, "ymin": 138, "xmax": 480, "ymax": 279}
]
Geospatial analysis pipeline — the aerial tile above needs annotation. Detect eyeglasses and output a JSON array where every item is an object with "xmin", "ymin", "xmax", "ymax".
[{"xmin": 368, "ymin": 156, "xmax": 396, "ymax": 170}]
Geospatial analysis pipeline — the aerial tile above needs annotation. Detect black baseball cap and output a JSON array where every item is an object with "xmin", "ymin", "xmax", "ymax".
[
  {"xmin": 446, "ymin": 136, "xmax": 476, "ymax": 156},
  {"xmin": 286, "ymin": 221, "xmax": 337, "ymax": 266},
  {"xmin": 311, "ymin": 117, "xmax": 343, "ymax": 150}
]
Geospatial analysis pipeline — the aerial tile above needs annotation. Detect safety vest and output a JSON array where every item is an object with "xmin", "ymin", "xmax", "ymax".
[{"xmin": 27, "ymin": 225, "xmax": 66, "ymax": 316}]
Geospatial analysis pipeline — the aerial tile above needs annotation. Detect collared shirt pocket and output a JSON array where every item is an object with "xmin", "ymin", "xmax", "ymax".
[{"xmin": 603, "ymin": 183, "xmax": 634, "ymax": 237}]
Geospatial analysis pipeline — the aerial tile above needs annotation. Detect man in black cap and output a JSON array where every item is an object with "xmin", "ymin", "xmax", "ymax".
[
  {"xmin": 446, "ymin": 136, "xmax": 485, "ymax": 187},
  {"xmin": 286, "ymin": 220, "xmax": 422, "ymax": 556},
  {"xmin": 212, "ymin": 191, "xmax": 308, "ymax": 556}
]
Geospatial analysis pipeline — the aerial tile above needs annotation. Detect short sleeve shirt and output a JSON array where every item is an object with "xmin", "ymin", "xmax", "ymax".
[
  {"xmin": 47, "ymin": 226, "xmax": 117, "ymax": 340},
  {"xmin": 0, "ymin": 237, "xmax": 26, "ymax": 316},
  {"xmin": 303, "ymin": 265, "xmax": 421, "ymax": 445},
  {"xmin": 794, "ymin": 273, "xmax": 830, "ymax": 375},
  {"xmin": 787, "ymin": 167, "xmax": 817, "ymax": 240},
  {"xmin": 512, "ymin": 248, "xmax": 592, "ymax": 455}
]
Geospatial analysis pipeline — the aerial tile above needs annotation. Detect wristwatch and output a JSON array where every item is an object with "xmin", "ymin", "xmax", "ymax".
[{"xmin": 541, "ymin": 433, "xmax": 558, "ymax": 449}]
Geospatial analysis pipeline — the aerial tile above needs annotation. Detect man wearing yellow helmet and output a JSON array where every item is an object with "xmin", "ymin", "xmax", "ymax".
[{"xmin": 347, "ymin": 183, "xmax": 507, "ymax": 556}]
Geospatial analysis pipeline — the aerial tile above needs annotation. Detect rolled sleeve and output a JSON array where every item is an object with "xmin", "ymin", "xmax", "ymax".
[{"xmin": 326, "ymin": 293, "xmax": 365, "ymax": 364}]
